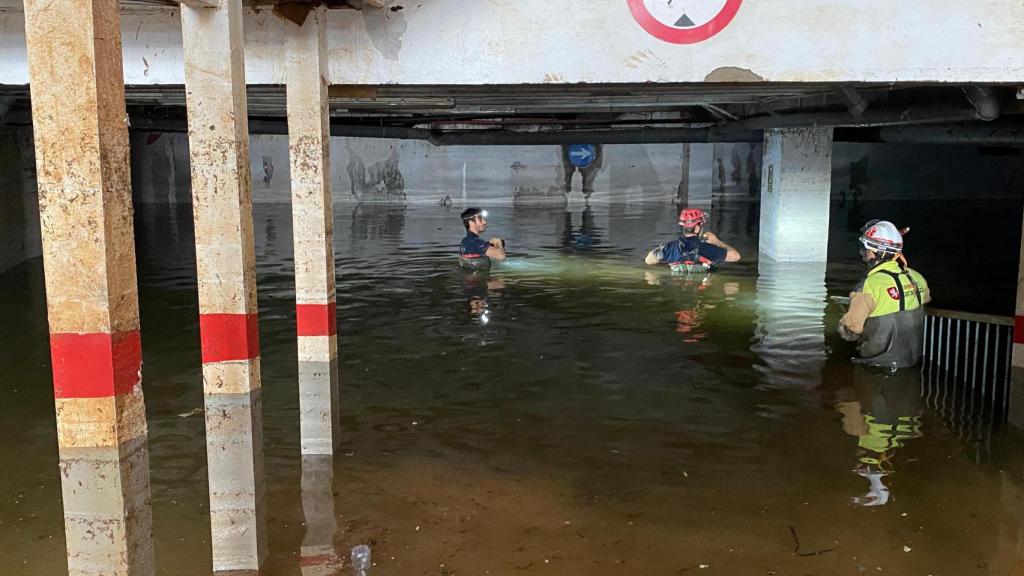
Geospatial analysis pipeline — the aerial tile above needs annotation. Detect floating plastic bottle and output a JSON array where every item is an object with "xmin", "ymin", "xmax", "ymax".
[{"xmin": 351, "ymin": 544, "xmax": 371, "ymax": 576}]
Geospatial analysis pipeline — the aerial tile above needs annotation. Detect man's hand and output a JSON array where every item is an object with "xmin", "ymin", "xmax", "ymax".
[
  {"xmin": 701, "ymin": 231, "xmax": 741, "ymax": 263},
  {"xmin": 644, "ymin": 245, "xmax": 665, "ymax": 266},
  {"xmin": 485, "ymin": 238, "xmax": 507, "ymax": 261},
  {"xmin": 838, "ymin": 322, "xmax": 860, "ymax": 342}
]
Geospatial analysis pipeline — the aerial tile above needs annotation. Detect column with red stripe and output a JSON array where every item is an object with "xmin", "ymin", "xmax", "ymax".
[
  {"xmin": 24, "ymin": 0, "xmax": 154, "ymax": 572},
  {"xmin": 1011, "ymin": 221, "xmax": 1024, "ymax": 427},
  {"xmin": 287, "ymin": 7, "xmax": 341, "ymax": 455},
  {"xmin": 181, "ymin": 0, "xmax": 267, "ymax": 570}
]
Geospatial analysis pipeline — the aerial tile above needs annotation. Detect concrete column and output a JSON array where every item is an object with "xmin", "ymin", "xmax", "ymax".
[
  {"xmin": 758, "ymin": 127, "xmax": 834, "ymax": 261},
  {"xmin": 180, "ymin": 0, "xmax": 267, "ymax": 570},
  {"xmin": 675, "ymin": 143, "xmax": 690, "ymax": 205},
  {"xmin": 299, "ymin": 455, "xmax": 340, "ymax": 574},
  {"xmin": 23, "ymin": 0, "xmax": 154, "ymax": 574},
  {"xmin": 286, "ymin": 7, "xmax": 340, "ymax": 455},
  {"xmin": 1008, "ymin": 212, "xmax": 1024, "ymax": 428},
  {"xmin": 678, "ymin": 143, "xmax": 713, "ymax": 213}
]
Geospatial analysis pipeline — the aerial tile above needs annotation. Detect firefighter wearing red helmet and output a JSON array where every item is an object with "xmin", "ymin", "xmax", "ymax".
[
  {"xmin": 839, "ymin": 220, "xmax": 931, "ymax": 370},
  {"xmin": 644, "ymin": 208, "xmax": 741, "ymax": 273}
]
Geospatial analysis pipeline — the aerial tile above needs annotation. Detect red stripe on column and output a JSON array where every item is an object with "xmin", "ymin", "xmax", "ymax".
[
  {"xmin": 1015, "ymin": 315, "xmax": 1024, "ymax": 344},
  {"xmin": 200, "ymin": 313, "xmax": 260, "ymax": 363},
  {"xmin": 50, "ymin": 331, "xmax": 142, "ymax": 398},
  {"xmin": 296, "ymin": 302, "xmax": 337, "ymax": 337}
]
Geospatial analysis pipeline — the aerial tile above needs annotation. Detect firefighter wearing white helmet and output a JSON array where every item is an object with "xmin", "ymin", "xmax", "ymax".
[{"xmin": 838, "ymin": 220, "xmax": 931, "ymax": 370}]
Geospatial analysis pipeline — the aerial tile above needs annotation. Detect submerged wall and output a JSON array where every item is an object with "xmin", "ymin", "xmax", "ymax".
[
  {"xmin": 131, "ymin": 133, "xmax": 731, "ymax": 205},
  {"xmin": 128, "ymin": 133, "xmax": 1024, "ymax": 207}
]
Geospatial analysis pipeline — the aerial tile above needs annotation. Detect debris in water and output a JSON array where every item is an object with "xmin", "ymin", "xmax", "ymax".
[
  {"xmin": 788, "ymin": 525, "xmax": 835, "ymax": 557},
  {"xmin": 177, "ymin": 407, "xmax": 203, "ymax": 418}
]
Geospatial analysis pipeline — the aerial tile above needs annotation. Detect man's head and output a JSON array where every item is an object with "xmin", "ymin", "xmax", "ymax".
[
  {"xmin": 858, "ymin": 220, "xmax": 903, "ymax": 266},
  {"xmin": 678, "ymin": 208, "xmax": 707, "ymax": 237},
  {"xmin": 462, "ymin": 207, "xmax": 488, "ymax": 233}
]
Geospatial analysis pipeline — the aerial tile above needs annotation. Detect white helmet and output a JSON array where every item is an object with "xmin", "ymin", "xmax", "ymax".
[{"xmin": 859, "ymin": 220, "xmax": 903, "ymax": 255}]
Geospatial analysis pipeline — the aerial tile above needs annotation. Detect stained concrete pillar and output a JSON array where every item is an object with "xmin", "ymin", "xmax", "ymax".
[
  {"xmin": 675, "ymin": 143, "xmax": 690, "ymax": 205},
  {"xmin": 1008, "ymin": 213, "xmax": 1024, "ymax": 428},
  {"xmin": 299, "ymin": 455, "xmax": 340, "ymax": 574},
  {"xmin": 286, "ymin": 7, "xmax": 340, "ymax": 455},
  {"xmin": 758, "ymin": 128, "xmax": 834, "ymax": 261},
  {"xmin": 180, "ymin": 0, "xmax": 267, "ymax": 570},
  {"xmin": 677, "ymin": 143, "xmax": 713, "ymax": 212},
  {"xmin": 23, "ymin": 0, "xmax": 154, "ymax": 573}
]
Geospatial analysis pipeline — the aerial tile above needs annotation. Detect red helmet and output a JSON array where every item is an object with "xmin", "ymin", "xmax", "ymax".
[{"xmin": 678, "ymin": 208, "xmax": 707, "ymax": 228}]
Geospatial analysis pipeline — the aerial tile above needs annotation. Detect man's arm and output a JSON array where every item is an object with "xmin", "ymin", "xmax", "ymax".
[
  {"xmin": 839, "ymin": 290, "xmax": 876, "ymax": 340},
  {"xmin": 702, "ymin": 231, "xmax": 741, "ymax": 262},
  {"xmin": 485, "ymin": 238, "xmax": 506, "ymax": 261},
  {"xmin": 644, "ymin": 243, "xmax": 667, "ymax": 266}
]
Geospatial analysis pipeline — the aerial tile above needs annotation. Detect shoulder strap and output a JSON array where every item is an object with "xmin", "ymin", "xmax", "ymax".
[
  {"xmin": 902, "ymin": 269, "xmax": 923, "ymax": 307},
  {"xmin": 877, "ymin": 269, "xmax": 906, "ymax": 311}
]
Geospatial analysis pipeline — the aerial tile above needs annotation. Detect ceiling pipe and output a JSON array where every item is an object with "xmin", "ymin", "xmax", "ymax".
[
  {"xmin": 720, "ymin": 104, "xmax": 989, "ymax": 132},
  {"xmin": 115, "ymin": 113, "xmax": 1024, "ymax": 146},
  {"xmin": 426, "ymin": 127, "xmax": 763, "ymax": 145}
]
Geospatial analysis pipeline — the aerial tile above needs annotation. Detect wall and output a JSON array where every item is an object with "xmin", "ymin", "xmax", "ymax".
[
  {"xmin": 131, "ymin": 133, "xmax": 707, "ymax": 205},
  {"xmin": 128, "ymin": 131, "xmax": 1024, "ymax": 208},
  {"xmin": 0, "ymin": 126, "xmax": 40, "ymax": 273},
  {"xmin": 3, "ymin": 1, "xmax": 1024, "ymax": 85},
  {"xmin": 832, "ymin": 143, "xmax": 1024, "ymax": 201}
]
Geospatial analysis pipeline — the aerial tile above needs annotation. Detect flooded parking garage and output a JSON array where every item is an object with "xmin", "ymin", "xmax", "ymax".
[{"xmin": 6, "ymin": 0, "xmax": 1024, "ymax": 574}]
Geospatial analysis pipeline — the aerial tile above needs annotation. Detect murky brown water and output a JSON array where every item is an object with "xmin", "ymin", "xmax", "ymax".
[{"xmin": 3, "ymin": 200, "xmax": 1024, "ymax": 575}]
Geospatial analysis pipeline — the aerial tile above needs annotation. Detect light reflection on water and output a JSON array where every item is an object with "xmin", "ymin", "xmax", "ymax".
[{"xmin": 1, "ymin": 201, "xmax": 1024, "ymax": 574}]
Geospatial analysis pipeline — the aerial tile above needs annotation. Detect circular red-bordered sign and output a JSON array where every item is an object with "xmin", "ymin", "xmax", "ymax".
[{"xmin": 627, "ymin": 0, "xmax": 743, "ymax": 44}]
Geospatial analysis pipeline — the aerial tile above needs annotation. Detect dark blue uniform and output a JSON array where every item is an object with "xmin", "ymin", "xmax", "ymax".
[
  {"xmin": 656, "ymin": 236, "xmax": 727, "ymax": 267},
  {"xmin": 460, "ymin": 232, "xmax": 491, "ymax": 258}
]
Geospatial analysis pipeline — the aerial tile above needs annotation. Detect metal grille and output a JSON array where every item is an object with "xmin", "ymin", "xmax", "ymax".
[{"xmin": 921, "ymin": 309, "xmax": 1014, "ymax": 445}]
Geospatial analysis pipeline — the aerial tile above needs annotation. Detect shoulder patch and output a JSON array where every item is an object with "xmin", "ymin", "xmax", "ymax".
[{"xmin": 887, "ymin": 287, "xmax": 900, "ymax": 300}]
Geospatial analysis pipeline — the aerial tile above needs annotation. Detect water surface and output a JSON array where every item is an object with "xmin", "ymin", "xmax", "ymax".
[{"xmin": 2, "ymin": 200, "xmax": 1023, "ymax": 575}]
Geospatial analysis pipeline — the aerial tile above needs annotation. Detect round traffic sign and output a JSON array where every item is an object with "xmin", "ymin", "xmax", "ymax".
[
  {"xmin": 627, "ymin": 0, "xmax": 743, "ymax": 44},
  {"xmin": 568, "ymin": 144, "xmax": 597, "ymax": 168}
]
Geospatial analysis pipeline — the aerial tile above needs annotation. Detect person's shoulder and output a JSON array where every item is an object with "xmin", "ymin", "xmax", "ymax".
[{"xmin": 864, "ymin": 269, "xmax": 894, "ymax": 290}]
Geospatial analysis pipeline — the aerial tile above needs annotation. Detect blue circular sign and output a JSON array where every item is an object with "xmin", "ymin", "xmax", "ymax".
[{"xmin": 568, "ymin": 144, "xmax": 597, "ymax": 168}]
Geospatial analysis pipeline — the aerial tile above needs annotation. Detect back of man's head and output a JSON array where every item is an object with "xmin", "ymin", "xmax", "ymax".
[{"xmin": 461, "ymin": 207, "xmax": 484, "ymax": 230}]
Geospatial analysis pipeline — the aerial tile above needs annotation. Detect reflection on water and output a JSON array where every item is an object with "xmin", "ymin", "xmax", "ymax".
[
  {"xmin": 752, "ymin": 258, "xmax": 828, "ymax": 389},
  {"xmin": 3, "ymin": 200, "xmax": 1024, "ymax": 574},
  {"xmin": 461, "ymin": 271, "xmax": 505, "ymax": 327},
  {"xmin": 835, "ymin": 368, "xmax": 924, "ymax": 506}
]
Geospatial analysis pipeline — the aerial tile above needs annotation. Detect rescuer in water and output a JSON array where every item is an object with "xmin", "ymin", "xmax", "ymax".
[
  {"xmin": 838, "ymin": 220, "xmax": 931, "ymax": 370},
  {"xmin": 459, "ymin": 207, "xmax": 506, "ymax": 270},
  {"xmin": 644, "ymin": 208, "xmax": 741, "ymax": 274}
]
